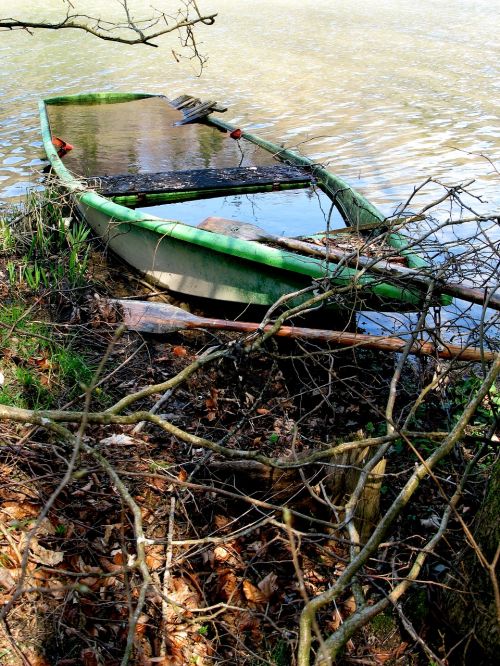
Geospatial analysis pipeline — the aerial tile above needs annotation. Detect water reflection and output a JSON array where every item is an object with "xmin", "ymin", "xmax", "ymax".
[
  {"xmin": 48, "ymin": 97, "xmax": 276, "ymax": 177},
  {"xmin": 0, "ymin": 0, "xmax": 498, "ymax": 213}
]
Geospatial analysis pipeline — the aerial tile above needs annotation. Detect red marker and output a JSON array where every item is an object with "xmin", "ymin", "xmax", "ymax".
[
  {"xmin": 230, "ymin": 128, "xmax": 242, "ymax": 140},
  {"xmin": 52, "ymin": 136, "xmax": 74, "ymax": 157}
]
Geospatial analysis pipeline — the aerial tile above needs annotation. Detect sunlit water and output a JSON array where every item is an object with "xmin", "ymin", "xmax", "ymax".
[
  {"xmin": 0, "ymin": 0, "xmax": 498, "ymax": 336},
  {"xmin": 1, "ymin": 0, "xmax": 498, "ymax": 209}
]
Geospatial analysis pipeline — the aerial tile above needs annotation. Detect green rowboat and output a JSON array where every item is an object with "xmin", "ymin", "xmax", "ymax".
[{"xmin": 39, "ymin": 92, "xmax": 438, "ymax": 311}]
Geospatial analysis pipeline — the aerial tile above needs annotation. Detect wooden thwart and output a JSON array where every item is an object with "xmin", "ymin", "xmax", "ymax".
[
  {"xmin": 92, "ymin": 165, "xmax": 311, "ymax": 197},
  {"xmin": 111, "ymin": 299, "xmax": 495, "ymax": 362}
]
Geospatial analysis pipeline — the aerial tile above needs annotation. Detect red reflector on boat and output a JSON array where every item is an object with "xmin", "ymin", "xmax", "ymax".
[{"xmin": 52, "ymin": 136, "xmax": 74, "ymax": 155}]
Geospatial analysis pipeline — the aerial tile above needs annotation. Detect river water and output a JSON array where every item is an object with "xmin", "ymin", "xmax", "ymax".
[
  {"xmin": 0, "ymin": 0, "xmax": 498, "ymax": 335},
  {"xmin": 1, "ymin": 0, "xmax": 498, "ymax": 209}
]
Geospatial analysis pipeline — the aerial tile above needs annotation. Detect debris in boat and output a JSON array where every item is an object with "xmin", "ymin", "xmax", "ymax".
[
  {"xmin": 91, "ymin": 165, "xmax": 310, "ymax": 197},
  {"xmin": 170, "ymin": 94, "xmax": 228, "ymax": 125},
  {"xmin": 304, "ymin": 233, "xmax": 410, "ymax": 266}
]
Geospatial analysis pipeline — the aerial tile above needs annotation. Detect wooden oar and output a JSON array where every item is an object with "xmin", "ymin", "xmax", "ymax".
[
  {"xmin": 111, "ymin": 299, "xmax": 495, "ymax": 362},
  {"xmin": 198, "ymin": 217, "xmax": 500, "ymax": 311},
  {"xmin": 198, "ymin": 216, "xmax": 349, "ymax": 260}
]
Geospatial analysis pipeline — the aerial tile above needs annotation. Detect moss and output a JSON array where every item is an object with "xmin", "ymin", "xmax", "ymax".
[{"xmin": 370, "ymin": 611, "xmax": 397, "ymax": 636}]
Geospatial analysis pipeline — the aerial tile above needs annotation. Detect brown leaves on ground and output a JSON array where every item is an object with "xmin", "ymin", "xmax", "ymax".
[{"xmin": 0, "ymin": 316, "xmax": 422, "ymax": 665}]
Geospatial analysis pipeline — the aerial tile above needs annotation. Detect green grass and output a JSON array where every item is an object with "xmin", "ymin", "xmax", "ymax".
[
  {"xmin": 3, "ymin": 186, "xmax": 91, "ymax": 292},
  {"xmin": 0, "ymin": 186, "xmax": 101, "ymax": 410},
  {"xmin": 0, "ymin": 303, "xmax": 96, "ymax": 410}
]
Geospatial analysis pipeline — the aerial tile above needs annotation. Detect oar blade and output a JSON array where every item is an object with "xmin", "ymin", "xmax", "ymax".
[
  {"xmin": 198, "ymin": 216, "xmax": 272, "ymax": 242},
  {"xmin": 111, "ymin": 299, "xmax": 200, "ymax": 334}
]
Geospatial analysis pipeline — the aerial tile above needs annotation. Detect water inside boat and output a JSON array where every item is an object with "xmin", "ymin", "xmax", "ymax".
[
  {"xmin": 47, "ymin": 96, "xmax": 346, "ymax": 237},
  {"xmin": 47, "ymin": 96, "xmax": 277, "ymax": 177},
  {"xmin": 133, "ymin": 188, "xmax": 345, "ymax": 238}
]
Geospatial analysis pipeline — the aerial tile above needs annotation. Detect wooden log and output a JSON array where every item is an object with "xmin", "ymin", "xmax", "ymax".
[{"xmin": 199, "ymin": 217, "xmax": 500, "ymax": 311}]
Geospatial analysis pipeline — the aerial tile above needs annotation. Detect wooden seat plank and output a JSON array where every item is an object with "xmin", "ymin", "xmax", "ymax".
[{"xmin": 91, "ymin": 165, "xmax": 312, "ymax": 197}]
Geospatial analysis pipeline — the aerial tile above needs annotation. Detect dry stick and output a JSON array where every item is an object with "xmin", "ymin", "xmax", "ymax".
[
  {"xmin": 0, "ymin": 617, "xmax": 32, "ymax": 666},
  {"xmin": 0, "ymin": 402, "xmax": 400, "ymax": 469},
  {"xmin": 297, "ymin": 352, "xmax": 500, "ymax": 666},
  {"xmin": 319, "ymin": 439, "xmax": 491, "ymax": 666},
  {"xmin": 0, "ymin": 326, "xmax": 124, "ymax": 625},
  {"xmin": 315, "ymin": 488, "xmax": 461, "ymax": 666},
  {"xmin": 0, "ymin": 11, "xmax": 218, "ymax": 47},
  {"xmin": 394, "ymin": 604, "xmax": 446, "ymax": 666},
  {"xmin": 15, "ymin": 340, "xmax": 147, "ymax": 448},
  {"xmin": 284, "ymin": 508, "xmax": 331, "ymax": 666},
  {"xmin": 132, "ymin": 388, "xmax": 173, "ymax": 435},
  {"xmin": 160, "ymin": 496, "xmax": 176, "ymax": 657},
  {"xmin": 84, "ymin": 444, "xmax": 152, "ymax": 666}
]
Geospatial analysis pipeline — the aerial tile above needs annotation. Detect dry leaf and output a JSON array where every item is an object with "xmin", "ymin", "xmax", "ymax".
[
  {"xmin": 100, "ymin": 433, "xmax": 136, "ymax": 446},
  {"xmin": 25, "ymin": 655, "xmax": 52, "ymax": 666},
  {"xmin": 214, "ymin": 514, "xmax": 231, "ymax": 530},
  {"xmin": 0, "ymin": 567, "xmax": 16, "ymax": 590},
  {"xmin": 145, "ymin": 544, "xmax": 164, "ymax": 570},
  {"xmin": 213, "ymin": 545, "xmax": 240, "ymax": 566},
  {"xmin": 1, "ymin": 501, "xmax": 39, "ymax": 520},
  {"xmin": 242, "ymin": 579, "xmax": 267, "ymax": 604},
  {"xmin": 218, "ymin": 571, "xmax": 241, "ymax": 602},
  {"xmin": 136, "ymin": 613, "xmax": 151, "ymax": 635},
  {"xmin": 30, "ymin": 541, "xmax": 64, "ymax": 566},
  {"xmin": 173, "ymin": 345, "xmax": 188, "ymax": 357},
  {"xmin": 343, "ymin": 595, "xmax": 356, "ymax": 614},
  {"xmin": 81, "ymin": 648, "xmax": 99, "ymax": 666},
  {"xmin": 257, "ymin": 572, "xmax": 278, "ymax": 600}
]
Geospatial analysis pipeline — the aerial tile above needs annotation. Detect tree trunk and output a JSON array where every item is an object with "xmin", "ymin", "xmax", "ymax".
[{"xmin": 443, "ymin": 459, "xmax": 500, "ymax": 662}]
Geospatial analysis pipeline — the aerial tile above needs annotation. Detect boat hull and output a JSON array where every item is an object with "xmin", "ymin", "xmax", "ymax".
[
  {"xmin": 39, "ymin": 92, "xmax": 445, "ymax": 312},
  {"xmin": 78, "ymin": 199, "xmax": 311, "ymax": 306}
]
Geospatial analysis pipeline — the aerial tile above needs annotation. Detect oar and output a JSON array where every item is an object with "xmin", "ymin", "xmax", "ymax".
[
  {"xmin": 198, "ymin": 216, "xmax": 349, "ymax": 261},
  {"xmin": 111, "ymin": 299, "xmax": 494, "ymax": 362},
  {"xmin": 198, "ymin": 217, "xmax": 500, "ymax": 311}
]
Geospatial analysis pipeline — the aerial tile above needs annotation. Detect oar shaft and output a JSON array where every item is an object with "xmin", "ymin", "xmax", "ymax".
[{"xmin": 200, "ymin": 217, "xmax": 499, "ymax": 311}]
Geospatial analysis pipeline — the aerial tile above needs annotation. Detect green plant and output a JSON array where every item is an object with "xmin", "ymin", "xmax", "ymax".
[
  {"xmin": 7, "ymin": 187, "xmax": 91, "ymax": 291},
  {"xmin": 0, "ymin": 218, "xmax": 15, "ymax": 252},
  {"xmin": 6, "ymin": 261, "xmax": 16, "ymax": 285},
  {"xmin": 370, "ymin": 611, "xmax": 396, "ymax": 636},
  {"xmin": 23, "ymin": 262, "xmax": 50, "ymax": 291},
  {"xmin": 449, "ymin": 375, "xmax": 499, "ymax": 431},
  {"xmin": 53, "ymin": 347, "xmax": 95, "ymax": 389},
  {"xmin": 269, "ymin": 639, "xmax": 289, "ymax": 665},
  {"xmin": 14, "ymin": 365, "xmax": 52, "ymax": 409},
  {"xmin": 0, "ymin": 301, "xmax": 99, "ymax": 409}
]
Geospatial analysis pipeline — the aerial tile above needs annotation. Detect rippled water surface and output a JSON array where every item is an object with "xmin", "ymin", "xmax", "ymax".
[{"xmin": 1, "ymin": 0, "xmax": 498, "ymax": 214}]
